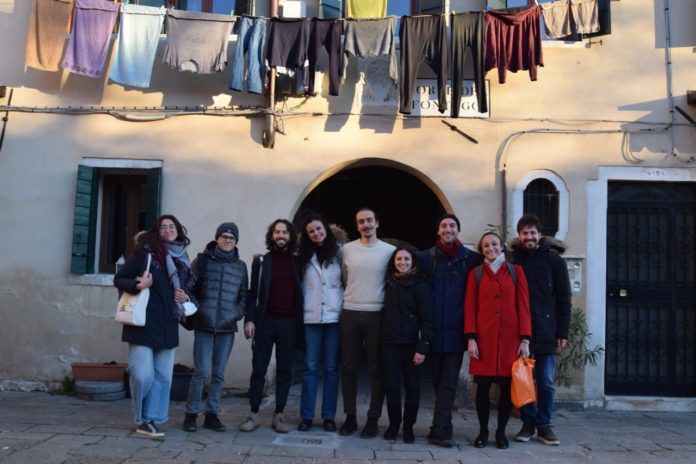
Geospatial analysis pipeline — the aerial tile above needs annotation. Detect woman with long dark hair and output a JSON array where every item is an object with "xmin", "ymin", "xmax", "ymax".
[
  {"xmin": 114, "ymin": 214, "xmax": 192, "ymax": 437},
  {"xmin": 296, "ymin": 213, "xmax": 344, "ymax": 432}
]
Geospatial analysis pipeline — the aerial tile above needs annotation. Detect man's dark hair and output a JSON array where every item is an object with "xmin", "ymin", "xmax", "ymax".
[
  {"xmin": 516, "ymin": 213, "xmax": 542, "ymax": 233},
  {"xmin": 265, "ymin": 219, "xmax": 297, "ymax": 252},
  {"xmin": 356, "ymin": 207, "xmax": 378, "ymax": 222},
  {"xmin": 298, "ymin": 212, "xmax": 340, "ymax": 274}
]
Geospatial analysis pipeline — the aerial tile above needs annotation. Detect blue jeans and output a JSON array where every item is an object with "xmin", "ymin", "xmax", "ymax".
[
  {"xmin": 229, "ymin": 17, "xmax": 267, "ymax": 94},
  {"xmin": 128, "ymin": 344, "xmax": 175, "ymax": 424},
  {"xmin": 300, "ymin": 323, "xmax": 340, "ymax": 420},
  {"xmin": 185, "ymin": 331, "xmax": 235, "ymax": 415},
  {"xmin": 521, "ymin": 353, "xmax": 556, "ymax": 428}
]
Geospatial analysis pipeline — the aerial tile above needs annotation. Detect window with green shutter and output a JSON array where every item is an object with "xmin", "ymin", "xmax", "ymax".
[{"xmin": 70, "ymin": 164, "xmax": 162, "ymax": 275}]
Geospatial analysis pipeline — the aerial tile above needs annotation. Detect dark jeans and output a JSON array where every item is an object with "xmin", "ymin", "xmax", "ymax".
[
  {"xmin": 520, "ymin": 353, "xmax": 556, "ymax": 428},
  {"xmin": 382, "ymin": 343, "xmax": 420, "ymax": 427},
  {"xmin": 248, "ymin": 317, "xmax": 297, "ymax": 413},
  {"xmin": 429, "ymin": 351, "xmax": 464, "ymax": 436},
  {"xmin": 340, "ymin": 309, "xmax": 384, "ymax": 418},
  {"xmin": 451, "ymin": 12, "xmax": 487, "ymax": 116}
]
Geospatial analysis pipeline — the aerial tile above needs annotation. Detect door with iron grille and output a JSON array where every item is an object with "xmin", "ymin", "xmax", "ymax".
[{"xmin": 605, "ymin": 181, "xmax": 696, "ymax": 396}]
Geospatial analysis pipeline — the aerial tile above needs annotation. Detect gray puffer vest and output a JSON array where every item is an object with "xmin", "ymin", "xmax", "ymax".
[{"xmin": 186, "ymin": 242, "xmax": 249, "ymax": 333}]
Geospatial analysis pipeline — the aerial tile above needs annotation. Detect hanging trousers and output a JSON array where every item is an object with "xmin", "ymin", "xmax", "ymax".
[
  {"xmin": 398, "ymin": 14, "xmax": 448, "ymax": 115},
  {"xmin": 450, "ymin": 12, "xmax": 487, "ymax": 116},
  {"xmin": 308, "ymin": 18, "xmax": 341, "ymax": 96}
]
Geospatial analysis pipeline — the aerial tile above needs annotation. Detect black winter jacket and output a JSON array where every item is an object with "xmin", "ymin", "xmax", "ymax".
[
  {"xmin": 186, "ymin": 242, "xmax": 249, "ymax": 333},
  {"xmin": 114, "ymin": 249, "xmax": 179, "ymax": 350},
  {"xmin": 510, "ymin": 237, "xmax": 571, "ymax": 354},
  {"xmin": 381, "ymin": 273, "xmax": 435, "ymax": 355}
]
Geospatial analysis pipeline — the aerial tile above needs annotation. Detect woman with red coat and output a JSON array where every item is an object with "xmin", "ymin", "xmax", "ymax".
[{"xmin": 464, "ymin": 231, "xmax": 531, "ymax": 449}]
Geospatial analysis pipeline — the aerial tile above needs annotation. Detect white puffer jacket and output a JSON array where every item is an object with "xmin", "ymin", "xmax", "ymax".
[{"xmin": 302, "ymin": 254, "xmax": 344, "ymax": 324}]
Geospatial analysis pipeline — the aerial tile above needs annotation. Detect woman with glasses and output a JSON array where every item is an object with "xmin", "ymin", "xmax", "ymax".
[{"xmin": 114, "ymin": 214, "xmax": 192, "ymax": 437}]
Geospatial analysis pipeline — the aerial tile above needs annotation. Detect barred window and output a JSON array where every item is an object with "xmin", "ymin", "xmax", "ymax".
[{"xmin": 523, "ymin": 178, "xmax": 559, "ymax": 237}]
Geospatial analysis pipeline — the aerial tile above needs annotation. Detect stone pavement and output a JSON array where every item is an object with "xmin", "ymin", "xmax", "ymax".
[{"xmin": 1, "ymin": 388, "xmax": 695, "ymax": 464}]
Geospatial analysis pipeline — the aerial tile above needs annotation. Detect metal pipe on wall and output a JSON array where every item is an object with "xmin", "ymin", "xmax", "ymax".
[{"xmin": 263, "ymin": 0, "xmax": 279, "ymax": 148}]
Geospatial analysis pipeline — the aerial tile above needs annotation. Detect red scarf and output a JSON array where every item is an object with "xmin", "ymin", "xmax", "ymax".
[{"xmin": 436, "ymin": 238, "xmax": 462, "ymax": 259}]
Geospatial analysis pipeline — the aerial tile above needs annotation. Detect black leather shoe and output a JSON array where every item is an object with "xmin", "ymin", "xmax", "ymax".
[
  {"xmin": 203, "ymin": 413, "xmax": 226, "ymax": 432},
  {"xmin": 403, "ymin": 426, "xmax": 415, "ymax": 444},
  {"xmin": 495, "ymin": 430, "xmax": 509, "ymax": 449},
  {"xmin": 323, "ymin": 419, "xmax": 337, "ymax": 432},
  {"xmin": 339, "ymin": 414, "xmax": 357, "ymax": 436},
  {"xmin": 183, "ymin": 413, "xmax": 197, "ymax": 432},
  {"xmin": 474, "ymin": 432, "xmax": 488, "ymax": 448},
  {"xmin": 298, "ymin": 419, "xmax": 313, "ymax": 431},
  {"xmin": 383, "ymin": 423, "xmax": 399, "ymax": 441},
  {"xmin": 360, "ymin": 417, "xmax": 379, "ymax": 439}
]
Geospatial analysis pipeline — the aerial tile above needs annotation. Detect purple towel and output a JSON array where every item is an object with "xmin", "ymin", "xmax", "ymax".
[{"xmin": 62, "ymin": 0, "xmax": 120, "ymax": 78}]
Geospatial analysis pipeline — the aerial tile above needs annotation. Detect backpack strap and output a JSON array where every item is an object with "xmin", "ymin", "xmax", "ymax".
[
  {"xmin": 475, "ymin": 262, "xmax": 517, "ymax": 286},
  {"xmin": 429, "ymin": 247, "xmax": 437, "ymax": 276},
  {"xmin": 475, "ymin": 264, "xmax": 484, "ymax": 285}
]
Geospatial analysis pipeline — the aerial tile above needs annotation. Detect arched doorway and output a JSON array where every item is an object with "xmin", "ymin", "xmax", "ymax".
[{"xmin": 293, "ymin": 159, "xmax": 449, "ymax": 249}]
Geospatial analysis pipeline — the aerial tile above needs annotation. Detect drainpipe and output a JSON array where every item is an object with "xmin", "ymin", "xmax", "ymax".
[
  {"xmin": 263, "ymin": 0, "xmax": 279, "ymax": 148},
  {"xmin": 663, "ymin": 0, "xmax": 676, "ymax": 156}
]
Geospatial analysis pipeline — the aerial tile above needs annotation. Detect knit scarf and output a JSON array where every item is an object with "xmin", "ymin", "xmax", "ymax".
[
  {"xmin": 213, "ymin": 245, "xmax": 238, "ymax": 263},
  {"xmin": 394, "ymin": 268, "xmax": 416, "ymax": 280},
  {"xmin": 485, "ymin": 253, "xmax": 506, "ymax": 274},
  {"xmin": 161, "ymin": 238, "xmax": 191, "ymax": 320},
  {"xmin": 436, "ymin": 238, "xmax": 462, "ymax": 259}
]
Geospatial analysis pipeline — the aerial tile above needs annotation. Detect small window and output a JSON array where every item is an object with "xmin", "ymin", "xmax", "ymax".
[
  {"xmin": 523, "ymin": 178, "xmax": 559, "ymax": 237},
  {"xmin": 71, "ymin": 163, "xmax": 162, "ymax": 275},
  {"xmin": 171, "ymin": 0, "xmax": 240, "ymax": 14}
]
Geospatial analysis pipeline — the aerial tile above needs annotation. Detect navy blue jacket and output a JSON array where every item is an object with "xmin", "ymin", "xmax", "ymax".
[{"xmin": 418, "ymin": 244, "xmax": 479, "ymax": 353}]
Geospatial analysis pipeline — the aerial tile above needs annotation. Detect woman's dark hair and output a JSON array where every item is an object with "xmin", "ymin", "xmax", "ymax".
[
  {"xmin": 265, "ymin": 218, "xmax": 297, "ymax": 252},
  {"xmin": 298, "ymin": 213, "xmax": 340, "ymax": 274},
  {"xmin": 386, "ymin": 245, "xmax": 420, "ymax": 276},
  {"xmin": 476, "ymin": 231, "xmax": 506, "ymax": 263},
  {"xmin": 135, "ymin": 214, "xmax": 190, "ymax": 255}
]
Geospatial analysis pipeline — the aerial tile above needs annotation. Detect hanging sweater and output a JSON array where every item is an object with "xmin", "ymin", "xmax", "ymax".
[{"xmin": 485, "ymin": 5, "xmax": 544, "ymax": 84}]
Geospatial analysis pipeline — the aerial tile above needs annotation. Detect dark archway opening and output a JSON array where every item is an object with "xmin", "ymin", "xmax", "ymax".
[{"xmin": 294, "ymin": 164, "xmax": 447, "ymax": 250}]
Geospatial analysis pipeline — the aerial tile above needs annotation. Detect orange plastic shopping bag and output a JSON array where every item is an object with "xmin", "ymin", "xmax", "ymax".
[{"xmin": 511, "ymin": 356, "xmax": 536, "ymax": 408}]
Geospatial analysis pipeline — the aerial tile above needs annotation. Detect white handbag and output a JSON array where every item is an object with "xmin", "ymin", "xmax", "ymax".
[{"xmin": 115, "ymin": 253, "xmax": 152, "ymax": 326}]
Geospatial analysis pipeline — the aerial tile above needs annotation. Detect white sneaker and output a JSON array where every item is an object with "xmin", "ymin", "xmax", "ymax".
[
  {"xmin": 272, "ymin": 412, "xmax": 289, "ymax": 433},
  {"xmin": 136, "ymin": 420, "xmax": 165, "ymax": 437},
  {"xmin": 239, "ymin": 413, "xmax": 259, "ymax": 432}
]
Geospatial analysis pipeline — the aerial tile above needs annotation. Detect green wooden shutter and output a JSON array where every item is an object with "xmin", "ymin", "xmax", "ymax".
[
  {"xmin": 71, "ymin": 165, "xmax": 99, "ymax": 274},
  {"xmin": 145, "ymin": 167, "xmax": 162, "ymax": 227}
]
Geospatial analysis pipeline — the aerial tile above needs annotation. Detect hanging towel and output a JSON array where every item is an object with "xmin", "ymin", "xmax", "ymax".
[
  {"xmin": 346, "ymin": 0, "xmax": 387, "ymax": 18},
  {"xmin": 485, "ymin": 5, "xmax": 544, "ymax": 84},
  {"xmin": 540, "ymin": 0, "xmax": 571, "ymax": 39},
  {"xmin": 163, "ymin": 10, "xmax": 235, "ymax": 74},
  {"xmin": 109, "ymin": 4, "xmax": 166, "ymax": 88},
  {"xmin": 61, "ymin": 0, "xmax": 120, "ymax": 78},
  {"xmin": 399, "ymin": 14, "xmax": 448, "ymax": 115},
  {"xmin": 308, "ymin": 18, "xmax": 341, "ymax": 96},
  {"xmin": 25, "ymin": 0, "xmax": 73, "ymax": 72},
  {"xmin": 571, "ymin": 0, "xmax": 600, "ymax": 35},
  {"xmin": 451, "ymin": 12, "xmax": 487, "ymax": 116},
  {"xmin": 342, "ymin": 17, "xmax": 397, "ymax": 84}
]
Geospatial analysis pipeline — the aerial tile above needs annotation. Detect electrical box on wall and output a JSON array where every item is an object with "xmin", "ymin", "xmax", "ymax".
[
  {"xmin": 281, "ymin": 0, "xmax": 306, "ymax": 18},
  {"xmin": 564, "ymin": 256, "xmax": 584, "ymax": 293}
]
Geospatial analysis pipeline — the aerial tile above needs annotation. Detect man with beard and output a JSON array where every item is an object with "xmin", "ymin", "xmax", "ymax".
[
  {"xmin": 339, "ymin": 208, "xmax": 395, "ymax": 438},
  {"xmin": 239, "ymin": 219, "xmax": 303, "ymax": 434},
  {"xmin": 418, "ymin": 214, "xmax": 478, "ymax": 447},
  {"xmin": 510, "ymin": 214, "xmax": 571, "ymax": 446}
]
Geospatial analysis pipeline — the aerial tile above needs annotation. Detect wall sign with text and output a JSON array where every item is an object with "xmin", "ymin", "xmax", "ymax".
[{"xmin": 410, "ymin": 79, "xmax": 490, "ymax": 118}]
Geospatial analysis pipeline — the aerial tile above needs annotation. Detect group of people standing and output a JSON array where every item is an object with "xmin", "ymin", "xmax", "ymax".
[{"xmin": 113, "ymin": 209, "xmax": 571, "ymax": 450}]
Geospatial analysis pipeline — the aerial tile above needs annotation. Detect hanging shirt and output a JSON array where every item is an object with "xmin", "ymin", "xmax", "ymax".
[
  {"xmin": 164, "ymin": 10, "xmax": 235, "ymax": 74},
  {"xmin": 266, "ymin": 18, "xmax": 311, "ymax": 70},
  {"xmin": 61, "ymin": 0, "xmax": 120, "ymax": 78},
  {"xmin": 485, "ymin": 5, "xmax": 544, "ymax": 84},
  {"xmin": 109, "ymin": 4, "xmax": 166, "ymax": 88},
  {"xmin": 346, "ymin": 0, "xmax": 387, "ymax": 18},
  {"xmin": 25, "ymin": 0, "xmax": 73, "ymax": 72},
  {"xmin": 342, "ymin": 17, "xmax": 397, "ymax": 83}
]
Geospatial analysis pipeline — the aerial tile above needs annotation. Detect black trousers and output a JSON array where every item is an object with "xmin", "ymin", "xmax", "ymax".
[
  {"xmin": 398, "ymin": 14, "xmax": 448, "ymax": 114},
  {"xmin": 429, "ymin": 351, "xmax": 464, "ymax": 436},
  {"xmin": 340, "ymin": 310, "xmax": 384, "ymax": 418},
  {"xmin": 248, "ymin": 317, "xmax": 297, "ymax": 413},
  {"xmin": 382, "ymin": 343, "xmax": 421, "ymax": 427},
  {"xmin": 451, "ymin": 12, "xmax": 487, "ymax": 116},
  {"xmin": 474, "ymin": 376, "xmax": 513, "ymax": 434},
  {"xmin": 308, "ymin": 18, "xmax": 341, "ymax": 96}
]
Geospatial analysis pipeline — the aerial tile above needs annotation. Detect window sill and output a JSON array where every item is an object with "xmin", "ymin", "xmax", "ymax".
[{"xmin": 69, "ymin": 274, "xmax": 115, "ymax": 287}]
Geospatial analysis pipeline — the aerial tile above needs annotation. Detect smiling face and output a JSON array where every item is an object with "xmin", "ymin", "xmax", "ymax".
[
  {"xmin": 272, "ymin": 222, "xmax": 290, "ymax": 250},
  {"xmin": 356, "ymin": 210, "xmax": 378, "ymax": 241},
  {"xmin": 518, "ymin": 225, "xmax": 541, "ymax": 250},
  {"xmin": 480, "ymin": 233, "xmax": 502, "ymax": 262},
  {"xmin": 159, "ymin": 218, "xmax": 178, "ymax": 242},
  {"xmin": 216, "ymin": 233, "xmax": 237, "ymax": 252},
  {"xmin": 438, "ymin": 218, "xmax": 459, "ymax": 245},
  {"xmin": 394, "ymin": 249, "xmax": 413, "ymax": 273},
  {"xmin": 305, "ymin": 220, "xmax": 326, "ymax": 246}
]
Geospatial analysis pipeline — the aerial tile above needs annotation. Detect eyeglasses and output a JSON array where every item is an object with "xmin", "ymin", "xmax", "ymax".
[
  {"xmin": 220, "ymin": 234, "xmax": 236, "ymax": 241},
  {"xmin": 159, "ymin": 224, "xmax": 177, "ymax": 231}
]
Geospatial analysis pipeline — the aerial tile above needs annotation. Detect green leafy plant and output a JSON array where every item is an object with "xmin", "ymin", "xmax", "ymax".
[
  {"xmin": 49, "ymin": 376, "xmax": 75, "ymax": 396},
  {"xmin": 555, "ymin": 308, "xmax": 604, "ymax": 388}
]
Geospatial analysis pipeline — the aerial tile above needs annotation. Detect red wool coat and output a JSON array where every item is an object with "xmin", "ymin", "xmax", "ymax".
[{"xmin": 463, "ymin": 262, "xmax": 531, "ymax": 377}]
